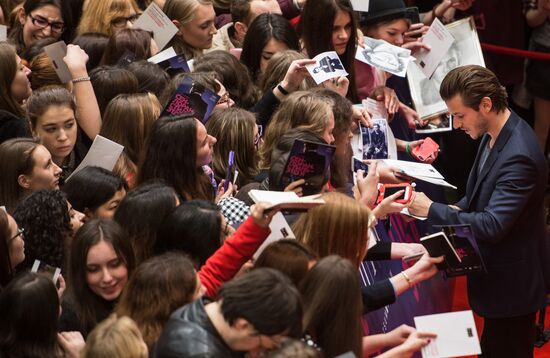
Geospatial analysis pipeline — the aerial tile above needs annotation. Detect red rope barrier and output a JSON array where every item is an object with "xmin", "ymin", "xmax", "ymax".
[{"xmin": 481, "ymin": 43, "xmax": 550, "ymax": 61}]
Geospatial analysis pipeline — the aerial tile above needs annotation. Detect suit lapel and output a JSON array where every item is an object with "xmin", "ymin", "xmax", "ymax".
[{"xmin": 466, "ymin": 111, "xmax": 520, "ymax": 209}]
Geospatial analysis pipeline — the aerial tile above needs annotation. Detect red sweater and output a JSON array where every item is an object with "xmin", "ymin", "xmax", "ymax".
[{"xmin": 198, "ymin": 217, "xmax": 271, "ymax": 298}]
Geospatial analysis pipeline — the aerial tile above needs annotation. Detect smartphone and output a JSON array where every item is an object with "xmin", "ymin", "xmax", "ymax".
[
  {"xmin": 31, "ymin": 259, "xmax": 61, "ymax": 284},
  {"xmin": 377, "ymin": 183, "xmax": 413, "ymax": 204},
  {"xmin": 408, "ymin": 7, "xmax": 421, "ymax": 25},
  {"xmin": 353, "ymin": 158, "xmax": 369, "ymax": 173},
  {"xmin": 224, "ymin": 150, "xmax": 235, "ymax": 192}
]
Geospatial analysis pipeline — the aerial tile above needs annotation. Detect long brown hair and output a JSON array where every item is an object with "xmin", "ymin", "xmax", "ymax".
[
  {"xmin": 0, "ymin": 138, "xmax": 40, "ymax": 213},
  {"xmin": 300, "ymin": 255, "xmax": 363, "ymax": 358},
  {"xmin": 100, "ymin": 93, "xmax": 160, "ymax": 180},
  {"xmin": 0, "ymin": 42, "xmax": 25, "ymax": 118},
  {"xmin": 116, "ymin": 252, "xmax": 198, "ymax": 347},
  {"xmin": 259, "ymin": 91, "xmax": 333, "ymax": 169},
  {"xmin": 292, "ymin": 192, "xmax": 371, "ymax": 267},
  {"xmin": 77, "ymin": 0, "xmax": 140, "ymax": 36},
  {"xmin": 205, "ymin": 108, "xmax": 259, "ymax": 187},
  {"xmin": 137, "ymin": 114, "xmax": 215, "ymax": 201}
]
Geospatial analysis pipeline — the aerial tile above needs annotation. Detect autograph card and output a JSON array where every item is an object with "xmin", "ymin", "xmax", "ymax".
[
  {"xmin": 133, "ymin": 2, "xmax": 178, "ymax": 50},
  {"xmin": 350, "ymin": 0, "xmax": 369, "ymax": 11},
  {"xmin": 415, "ymin": 18, "xmax": 455, "ymax": 79},
  {"xmin": 43, "ymin": 41, "xmax": 72, "ymax": 83},
  {"xmin": 305, "ymin": 51, "xmax": 348, "ymax": 84},
  {"xmin": 356, "ymin": 37, "xmax": 413, "ymax": 77}
]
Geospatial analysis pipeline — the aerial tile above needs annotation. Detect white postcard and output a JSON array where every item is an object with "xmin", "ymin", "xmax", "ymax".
[
  {"xmin": 363, "ymin": 98, "xmax": 388, "ymax": 119},
  {"xmin": 414, "ymin": 310, "xmax": 481, "ymax": 358},
  {"xmin": 147, "ymin": 46, "xmax": 177, "ymax": 64},
  {"xmin": 67, "ymin": 135, "xmax": 124, "ymax": 181},
  {"xmin": 350, "ymin": 0, "xmax": 369, "ymax": 12},
  {"xmin": 0, "ymin": 25, "xmax": 7, "ymax": 41},
  {"xmin": 305, "ymin": 51, "xmax": 349, "ymax": 84},
  {"xmin": 253, "ymin": 212, "xmax": 296, "ymax": 259},
  {"xmin": 44, "ymin": 41, "xmax": 72, "ymax": 83},
  {"xmin": 414, "ymin": 18, "xmax": 455, "ymax": 79},
  {"xmin": 382, "ymin": 159, "xmax": 444, "ymax": 179},
  {"xmin": 133, "ymin": 2, "xmax": 178, "ymax": 50},
  {"xmin": 356, "ymin": 37, "xmax": 413, "ymax": 77},
  {"xmin": 362, "ymin": 119, "xmax": 389, "ymax": 160}
]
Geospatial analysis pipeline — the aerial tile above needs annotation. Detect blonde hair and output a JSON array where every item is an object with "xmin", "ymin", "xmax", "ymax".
[
  {"xmin": 164, "ymin": 0, "xmax": 213, "ymax": 59},
  {"xmin": 258, "ymin": 50, "xmax": 317, "ymax": 94},
  {"xmin": 292, "ymin": 192, "xmax": 371, "ymax": 267},
  {"xmin": 205, "ymin": 107, "xmax": 259, "ymax": 186},
  {"xmin": 259, "ymin": 91, "xmax": 333, "ymax": 169},
  {"xmin": 100, "ymin": 93, "xmax": 161, "ymax": 182},
  {"xmin": 77, "ymin": 0, "xmax": 140, "ymax": 36},
  {"xmin": 81, "ymin": 314, "xmax": 148, "ymax": 358}
]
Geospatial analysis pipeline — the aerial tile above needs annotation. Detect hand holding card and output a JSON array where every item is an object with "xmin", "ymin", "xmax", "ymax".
[{"xmin": 305, "ymin": 52, "xmax": 349, "ymax": 85}]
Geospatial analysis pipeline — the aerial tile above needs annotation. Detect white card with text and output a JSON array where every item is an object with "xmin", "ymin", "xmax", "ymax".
[
  {"xmin": 306, "ymin": 51, "xmax": 348, "ymax": 84},
  {"xmin": 133, "ymin": 2, "xmax": 178, "ymax": 50},
  {"xmin": 414, "ymin": 310, "xmax": 481, "ymax": 358},
  {"xmin": 44, "ymin": 41, "xmax": 72, "ymax": 83},
  {"xmin": 414, "ymin": 18, "xmax": 455, "ymax": 79},
  {"xmin": 67, "ymin": 136, "xmax": 124, "ymax": 181}
]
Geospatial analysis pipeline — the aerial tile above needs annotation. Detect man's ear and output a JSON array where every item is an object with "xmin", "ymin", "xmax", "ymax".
[
  {"xmin": 479, "ymin": 96, "xmax": 493, "ymax": 114},
  {"xmin": 17, "ymin": 174, "xmax": 31, "ymax": 190},
  {"xmin": 234, "ymin": 21, "xmax": 248, "ymax": 41},
  {"xmin": 173, "ymin": 19, "xmax": 183, "ymax": 35}
]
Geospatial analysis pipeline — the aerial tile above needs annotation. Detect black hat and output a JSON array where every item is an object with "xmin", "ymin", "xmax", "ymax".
[{"xmin": 358, "ymin": 0, "xmax": 415, "ymax": 27}]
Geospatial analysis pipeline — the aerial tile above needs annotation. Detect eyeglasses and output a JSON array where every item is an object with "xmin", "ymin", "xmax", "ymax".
[
  {"xmin": 216, "ymin": 92, "xmax": 231, "ymax": 107},
  {"xmin": 110, "ymin": 13, "xmax": 140, "ymax": 28},
  {"xmin": 10, "ymin": 227, "xmax": 24, "ymax": 241},
  {"xmin": 255, "ymin": 125, "xmax": 263, "ymax": 147},
  {"xmin": 29, "ymin": 14, "xmax": 65, "ymax": 34}
]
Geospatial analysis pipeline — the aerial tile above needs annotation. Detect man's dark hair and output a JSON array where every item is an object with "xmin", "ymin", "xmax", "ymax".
[
  {"xmin": 218, "ymin": 268, "xmax": 303, "ymax": 337},
  {"xmin": 230, "ymin": 0, "xmax": 254, "ymax": 25},
  {"xmin": 439, "ymin": 65, "xmax": 508, "ymax": 113}
]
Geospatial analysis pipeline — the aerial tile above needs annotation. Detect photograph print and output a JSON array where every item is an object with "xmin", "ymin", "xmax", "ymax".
[{"xmin": 362, "ymin": 119, "xmax": 389, "ymax": 160}]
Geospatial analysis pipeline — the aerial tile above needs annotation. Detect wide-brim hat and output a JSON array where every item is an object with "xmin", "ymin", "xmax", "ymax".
[{"xmin": 358, "ymin": 0, "xmax": 417, "ymax": 27}]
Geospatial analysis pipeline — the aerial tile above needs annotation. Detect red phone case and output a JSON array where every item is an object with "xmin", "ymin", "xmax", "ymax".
[
  {"xmin": 376, "ymin": 183, "xmax": 413, "ymax": 205},
  {"xmin": 412, "ymin": 137, "xmax": 439, "ymax": 162}
]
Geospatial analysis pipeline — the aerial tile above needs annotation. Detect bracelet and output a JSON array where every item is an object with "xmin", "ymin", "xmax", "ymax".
[
  {"xmin": 72, "ymin": 76, "xmax": 91, "ymax": 83},
  {"xmin": 405, "ymin": 142, "xmax": 412, "ymax": 156},
  {"xmin": 277, "ymin": 83, "xmax": 289, "ymax": 96},
  {"xmin": 401, "ymin": 271, "xmax": 413, "ymax": 287}
]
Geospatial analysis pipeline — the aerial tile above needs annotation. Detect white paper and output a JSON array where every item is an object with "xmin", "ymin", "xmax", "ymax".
[
  {"xmin": 147, "ymin": 46, "xmax": 176, "ymax": 63},
  {"xmin": 306, "ymin": 51, "xmax": 349, "ymax": 84},
  {"xmin": 249, "ymin": 190, "xmax": 300, "ymax": 205},
  {"xmin": 349, "ymin": 0, "xmax": 369, "ymax": 12},
  {"xmin": 382, "ymin": 159, "xmax": 444, "ymax": 179},
  {"xmin": 356, "ymin": 37, "xmax": 413, "ymax": 77},
  {"xmin": 187, "ymin": 59, "xmax": 194, "ymax": 71},
  {"xmin": 43, "ymin": 41, "xmax": 72, "ymax": 83},
  {"xmin": 413, "ymin": 175, "xmax": 457, "ymax": 189},
  {"xmin": 133, "ymin": 2, "xmax": 178, "ymax": 50},
  {"xmin": 414, "ymin": 18, "xmax": 455, "ymax": 79},
  {"xmin": 363, "ymin": 98, "xmax": 388, "ymax": 120},
  {"xmin": 401, "ymin": 207, "xmax": 427, "ymax": 220},
  {"xmin": 253, "ymin": 212, "xmax": 296, "ymax": 259},
  {"xmin": 414, "ymin": 310, "xmax": 481, "ymax": 358},
  {"xmin": 0, "ymin": 25, "xmax": 7, "ymax": 41},
  {"xmin": 66, "ymin": 135, "xmax": 124, "ymax": 181}
]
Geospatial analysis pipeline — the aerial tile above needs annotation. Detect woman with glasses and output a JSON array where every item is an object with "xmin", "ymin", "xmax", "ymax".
[
  {"xmin": 0, "ymin": 209, "xmax": 25, "ymax": 288},
  {"xmin": 8, "ymin": 0, "xmax": 64, "ymax": 54},
  {"xmin": 77, "ymin": 0, "xmax": 141, "ymax": 36},
  {"xmin": 205, "ymin": 108, "xmax": 260, "ymax": 188}
]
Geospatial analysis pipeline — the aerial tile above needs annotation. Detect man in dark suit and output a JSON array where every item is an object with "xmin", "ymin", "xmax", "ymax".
[{"xmin": 409, "ymin": 65, "xmax": 549, "ymax": 358}]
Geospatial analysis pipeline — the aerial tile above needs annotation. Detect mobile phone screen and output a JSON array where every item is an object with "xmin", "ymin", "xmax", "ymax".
[
  {"xmin": 353, "ymin": 159, "xmax": 369, "ymax": 173},
  {"xmin": 384, "ymin": 186, "xmax": 406, "ymax": 200}
]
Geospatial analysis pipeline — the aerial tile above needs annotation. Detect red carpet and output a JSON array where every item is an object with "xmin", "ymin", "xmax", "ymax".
[{"xmin": 451, "ymin": 276, "xmax": 550, "ymax": 358}]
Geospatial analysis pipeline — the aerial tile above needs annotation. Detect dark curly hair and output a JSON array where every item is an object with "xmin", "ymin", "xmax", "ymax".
[{"xmin": 13, "ymin": 189, "xmax": 72, "ymax": 271}]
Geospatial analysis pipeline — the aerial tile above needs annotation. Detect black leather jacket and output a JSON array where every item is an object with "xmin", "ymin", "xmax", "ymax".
[{"xmin": 153, "ymin": 299, "xmax": 244, "ymax": 358}]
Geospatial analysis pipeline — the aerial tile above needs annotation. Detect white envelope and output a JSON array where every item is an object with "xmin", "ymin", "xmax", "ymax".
[
  {"xmin": 133, "ymin": 2, "xmax": 179, "ymax": 50},
  {"xmin": 414, "ymin": 310, "xmax": 482, "ymax": 358}
]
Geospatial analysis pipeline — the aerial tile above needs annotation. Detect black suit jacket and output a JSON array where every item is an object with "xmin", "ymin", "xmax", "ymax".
[{"xmin": 428, "ymin": 111, "xmax": 549, "ymax": 319}]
